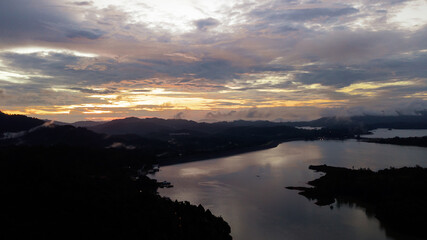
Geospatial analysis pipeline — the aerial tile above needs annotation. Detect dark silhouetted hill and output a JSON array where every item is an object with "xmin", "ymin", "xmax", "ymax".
[
  {"xmin": 14, "ymin": 125, "xmax": 108, "ymax": 147},
  {"xmin": 89, "ymin": 117, "xmax": 201, "ymax": 136},
  {"xmin": 0, "ymin": 111, "xmax": 45, "ymax": 134},
  {"xmin": 89, "ymin": 117, "xmax": 288, "ymax": 137},
  {"xmin": 286, "ymin": 114, "xmax": 427, "ymax": 130}
]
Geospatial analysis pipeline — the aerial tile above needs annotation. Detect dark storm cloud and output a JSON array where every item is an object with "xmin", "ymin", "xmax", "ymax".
[{"xmin": 194, "ymin": 18, "xmax": 220, "ymax": 31}]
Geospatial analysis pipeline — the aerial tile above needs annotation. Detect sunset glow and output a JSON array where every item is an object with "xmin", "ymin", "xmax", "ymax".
[{"xmin": 1, "ymin": 0, "xmax": 426, "ymax": 122}]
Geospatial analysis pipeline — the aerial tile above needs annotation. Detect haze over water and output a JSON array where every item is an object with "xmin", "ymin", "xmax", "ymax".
[{"xmin": 154, "ymin": 139, "xmax": 427, "ymax": 240}]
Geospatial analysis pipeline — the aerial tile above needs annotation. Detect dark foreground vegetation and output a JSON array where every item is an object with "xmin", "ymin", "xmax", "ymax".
[
  {"xmin": 1, "ymin": 146, "xmax": 231, "ymax": 240},
  {"xmin": 287, "ymin": 165, "xmax": 427, "ymax": 239},
  {"xmin": 360, "ymin": 136, "xmax": 427, "ymax": 148}
]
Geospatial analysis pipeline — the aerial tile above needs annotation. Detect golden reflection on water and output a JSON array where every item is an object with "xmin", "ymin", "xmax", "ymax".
[
  {"xmin": 178, "ymin": 142, "xmax": 323, "ymax": 178},
  {"xmin": 156, "ymin": 140, "xmax": 427, "ymax": 240}
]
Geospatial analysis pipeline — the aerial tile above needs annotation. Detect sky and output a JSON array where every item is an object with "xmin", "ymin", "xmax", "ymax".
[{"xmin": 0, "ymin": 0, "xmax": 426, "ymax": 122}]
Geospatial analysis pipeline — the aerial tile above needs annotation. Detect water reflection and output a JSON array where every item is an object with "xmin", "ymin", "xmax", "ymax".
[{"xmin": 154, "ymin": 140, "xmax": 427, "ymax": 240}]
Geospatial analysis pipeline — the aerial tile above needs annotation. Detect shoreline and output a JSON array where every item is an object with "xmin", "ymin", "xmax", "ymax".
[
  {"xmin": 157, "ymin": 138, "xmax": 304, "ymax": 167},
  {"xmin": 158, "ymin": 135, "xmax": 427, "ymax": 167}
]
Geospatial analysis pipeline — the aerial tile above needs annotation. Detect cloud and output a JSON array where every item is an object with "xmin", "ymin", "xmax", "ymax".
[
  {"xmin": 293, "ymin": 30, "xmax": 408, "ymax": 64},
  {"xmin": 205, "ymin": 110, "xmax": 237, "ymax": 119},
  {"xmin": 205, "ymin": 108, "xmax": 272, "ymax": 120},
  {"xmin": 1, "ymin": 0, "xmax": 426, "ymax": 122},
  {"xmin": 66, "ymin": 29, "xmax": 104, "ymax": 40},
  {"xmin": 173, "ymin": 112, "xmax": 185, "ymax": 119},
  {"xmin": 251, "ymin": 7, "xmax": 359, "ymax": 23},
  {"xmin": 0, "ymin": 0, "xmax": 70, "ymax": 45},
  {"xmin": 203, "ymin": 107, "xmax": 326, "ymax": 121},
  {"xmin": 319, "ymin": 99, "xmax": 427, "ymax": 117},
  {"xmin": 292, "ymin": 52, "xmax": 427, "ymax": 88},
  {"xmin": 69, "ymin": 87, "xmax": 117, "ymax": 94},
  {"xmin": 72, "ymin": 1, "xmax": 93, "ymax": 6},
  {"xmin": 194, "ymin": 18, "xmax": 220, "ymax": 31},
  {"xmin": 0, "ymin": 0, "xmax": 115, "ymax": 48}
]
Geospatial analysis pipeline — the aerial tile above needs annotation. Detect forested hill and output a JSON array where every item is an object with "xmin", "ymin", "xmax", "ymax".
[
  {"xmin": 0, "ymin": 111, "xmax": 45, "ymax": 134},
  {"xmin": 286, "ymin": 113, "xmax": 427, "ymax": 130}
]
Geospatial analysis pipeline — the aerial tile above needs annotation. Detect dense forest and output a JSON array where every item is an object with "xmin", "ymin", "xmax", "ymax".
[{"xmin": 1, "ymin": 146, "xmax": 231, "ymax": 239}]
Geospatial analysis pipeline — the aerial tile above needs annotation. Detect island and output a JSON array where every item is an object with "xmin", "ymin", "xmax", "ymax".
[{"xmin": 287, "ymin": 165, "xmax": 427, "ymax": 239}]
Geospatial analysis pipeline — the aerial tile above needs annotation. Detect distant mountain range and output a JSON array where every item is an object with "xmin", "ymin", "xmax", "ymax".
[
  {"xmin": 286, "ymin": 113, "xmax": 427, "ymax": 130},
  {"xmin": 2, "ymin": 110, "xmax": 427, "ymax": 138},
  {"xmin": 1, "ymin": 111, "xmax": 426, "ymax": 163},
  {"xmin": 86, "ymin": 114, "xmax": 427, "ymax": 137},
  {"xmin": 88, "ymin": 117, "xmax": 284, "ymax": 137}
]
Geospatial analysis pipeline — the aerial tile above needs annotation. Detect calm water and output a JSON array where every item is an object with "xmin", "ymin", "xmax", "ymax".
[
  {"xmin": 361, "ymin": 128, "xmax": 427, "ymax": 138},
  {"xmin": 153, "ymin": 140, "xmax": 427, "ymax": 240}
]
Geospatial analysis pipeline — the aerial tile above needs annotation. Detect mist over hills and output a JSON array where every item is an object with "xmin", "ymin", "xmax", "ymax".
[
  {"xmin": 2, "ymin": 111, "xmax": 427, "ymax": 151},
  {"xmin": 2, "ymin": 110, "xmax": 427, "ymax": 157},
  {"xmin": 85, "ymin": 113, "xmax": 427, "ymax": 139},
  {"xmin": 0, "ymin": 111, "xmax": 350, "ymax": 162},
  {"xmin": 0, "ymin": 111, "xmax": 45, "ymax": 135}
]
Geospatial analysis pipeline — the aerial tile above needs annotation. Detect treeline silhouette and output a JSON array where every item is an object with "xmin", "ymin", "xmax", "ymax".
[
  {"xmin": 287, "ymin": 165, "xmax": 427, "ymax": 239},
  {"xmin": 0, "ymin": 111, "xmax": 44, "ymax": 134}
]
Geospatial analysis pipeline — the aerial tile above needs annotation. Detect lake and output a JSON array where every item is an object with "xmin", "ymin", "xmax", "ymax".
[{"xmin": 153, "ymin": 140, "xmax": 427, "ymax": 240}]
